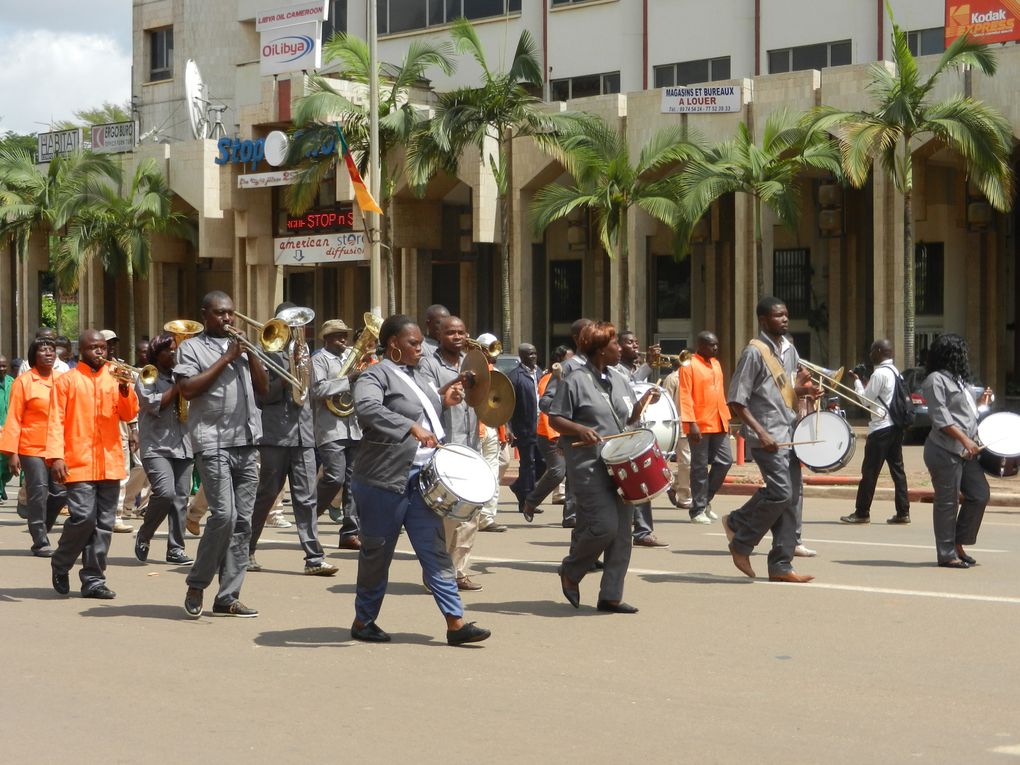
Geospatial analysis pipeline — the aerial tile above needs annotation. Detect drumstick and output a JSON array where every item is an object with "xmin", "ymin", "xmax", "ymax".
[
  {"xmin": 775, "ymin": 440, "xmax": 824, "ymax": 448},
  {"xmin": 571, "ymin": 431, "xmax": 636, "ymax": 447}
]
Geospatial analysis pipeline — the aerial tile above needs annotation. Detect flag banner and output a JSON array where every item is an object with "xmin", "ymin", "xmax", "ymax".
[{"xmin": 336, "ymin": 123, "xmax": 382, "ymax": 214}]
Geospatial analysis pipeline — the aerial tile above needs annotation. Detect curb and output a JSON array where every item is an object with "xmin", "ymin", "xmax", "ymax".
[{"xmin": 715, "ymin": 482, "xmax": 1020, "ymax": 508}]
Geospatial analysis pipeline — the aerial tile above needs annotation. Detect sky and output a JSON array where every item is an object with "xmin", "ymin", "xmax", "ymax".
[{"xmin": 0, "ymin": 0, "xmax": 133, "ymax": 135}]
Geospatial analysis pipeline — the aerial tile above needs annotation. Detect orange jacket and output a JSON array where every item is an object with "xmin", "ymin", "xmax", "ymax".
[
  {"xmin": 536, "ymin": 371, "xmax": 560, "ymax": 439},
  {"xmin": 45, "ymin": 364, "xmax": 139, "ymax": 482},
  {"xmin": 678, "ymin": 354, "xmax": 730, "ymax": 434},
  {"xmin": 0, "ymin": 369, "xmax": 63, "ymax": 457}
]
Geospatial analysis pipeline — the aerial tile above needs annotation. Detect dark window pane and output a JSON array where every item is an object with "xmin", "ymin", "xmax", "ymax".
[
  {"xmin": 907, "ymin": 31, "xmax": 920, "ymax": 57},
  {"xmin": 322, "ymin": 0, "xmax": 348, "ymax": 40},
  {"xmin": 656, "ymin": 255, "xmax": 691, "ymax": 320},
  {"xmin": 388, "ymin": 0, "xmax": 427, "ymax": 32},
  {"xmin": 773, "ymin": 248, "xmax": 811, "ymax": 315},
  {"xmin": 446, "ymin": 0, "xmax": 461, "ymax": 20},
  {"xmin": 768, "ymin": 50, "xmax": 789, "ymax": 73},
  {"xmin": 569, "ymin": 74, "xmax": 601, "ymax": 99},
  {"xmin": 509, "ymin": 0, "xmax": 521, "ymax": 11},
  {"xmin": 149, "ymin": 28, "xmax": 173, "ymax": 80},
  {"xmin": 711, "ymin": 56, "xmax": 730, "ymax": 80},
  {"xmin": 377, "ymin": 0, "xmax": 387, "ymax": 33},
  {"xmin": 653, "ymin": 65, "xmax": 675, "ymax": 87},
  {"xmin": 676, "ymin": 58, "xmax": 709, "ymax": 85},
  {"xmin": 919, "ymin": 27, "xmax": 945, "ymax": 55},
  {"xmin": 829, "ymin": 40, "xmax": 851, "ymax": 66},
  {"xmin": 550, "ymin": 261, "xmax": 583, "ymax": 323},
  {"xmin": 915, "ymin": 242, "xmax": 945, "ymax": 315},
  {"xmin": 432, "ymin": 263, "xmax": 461, "ymax": 316},
  {"xmin": 792, "ymin": 43, "xmax": 827, "ymax": 71},
  {"xmin": 603, "ymin": 72, "xmax": 620, "ymax": 94},
  {"xmin": 550, "ymin": 79, "xmax": 570, "ymax": 101},
  {"xmin": 429, "ymin": 0, "xmax": 445, "ymax": 25},
  {"xmin": 463, "ymin": 0, "xmax": 504, "ymax": 19}
]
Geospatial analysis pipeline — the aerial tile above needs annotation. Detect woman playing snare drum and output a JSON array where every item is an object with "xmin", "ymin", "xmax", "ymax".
[
  {"xmin": 549, "ymin": 322, "xmax": 659, "ymax": 613},
  {"xmin": 349, "ymin": 314, "xmax": 491, "ymax": 646}
]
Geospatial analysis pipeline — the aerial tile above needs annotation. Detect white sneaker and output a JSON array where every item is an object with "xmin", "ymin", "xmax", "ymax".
[
  {"xmin": 794, "ymin": 544, "xmax": 817, "ymax": 558},
  {"xmin": 113, "ymin": 519, "xmax": 134, "ymax": 533},
  {"xmin": 266, "ymin": 514, "xmax": 293, "ymax": 528},
  {"xmin": 690, "ymin": 512, "xmax": 712, "ymax": 524},
  {"xmin": 705, "ymin": 506, "xmax": 719, "ymax": 521}
]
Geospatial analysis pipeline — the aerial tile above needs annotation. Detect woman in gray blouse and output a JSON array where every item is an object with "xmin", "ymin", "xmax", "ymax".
[
  {"xmin": 349, "ymin": 314, "xmax": 491, "ymax": 646},
  {"xmin": 549, "ymin": 322, "xmax": 659, "ymax": 614},
  {"xmin": 922, "ymin": 334, "xmax": 992, "ymax": 569}
]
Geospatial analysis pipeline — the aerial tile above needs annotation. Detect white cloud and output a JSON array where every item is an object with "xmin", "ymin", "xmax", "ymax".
[{"xmin": 0, "ymin": 30, "xmax": 131, "ymax": 135}]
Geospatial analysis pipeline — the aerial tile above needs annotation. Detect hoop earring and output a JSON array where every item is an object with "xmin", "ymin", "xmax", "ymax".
[{"xmin": 389, "ymin": 347, "xmax": 402, "ymax": 364}]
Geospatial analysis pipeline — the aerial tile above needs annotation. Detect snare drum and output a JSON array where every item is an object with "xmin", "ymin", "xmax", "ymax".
[
  {"xmin": 600, "ymin": 429, "xmax": 673, "ymax": 504},
  {"xmin": 633, "ymin": 382, "xmax": 681, "ymax": 455},
  {"xmin": 977, "ymin": 411, "xmax": 1020, "ymax": 478},
  {"xmin": 418, "ymin": 445, "xmax": 497, "ymax": 522},
  {"xmin": 793, "ymin": 411, "xmax": 856, "ymax": 473}
]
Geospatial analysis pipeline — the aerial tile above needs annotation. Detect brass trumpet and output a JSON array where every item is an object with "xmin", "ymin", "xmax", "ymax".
[
  {"xmin": 164, "ymin": 319, "xmax": 203, "ymax": 422},
  {"xmin": 223, "ymin": 325, "xmax": 307, "ymax": 392},
  {"xmin": 105, "ymin": 358, "xmax": 158, "ymax": 385},
  {"xmin": 466, "ymin": 336, "xmax": 502, "ymax": 361},
  {"xmin": 327, "ymin": 312, "xmax": 382, "ymax": 418},
  {"xmin": 233, "ymin": 311, "xmax": 291, "ymax": 353},
  {"xmin": 639, "ymin": 349, "xmax": 692, "ymax": 368}
]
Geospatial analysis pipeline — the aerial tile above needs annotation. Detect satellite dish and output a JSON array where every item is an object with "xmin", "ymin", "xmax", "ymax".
[
  {"xmin": 264, "ymin": 130, "xmax": 289, "ymax": 167},
  {"xmin": 185, "ymin": 59, "xmax": 208, "ymax": 139}
]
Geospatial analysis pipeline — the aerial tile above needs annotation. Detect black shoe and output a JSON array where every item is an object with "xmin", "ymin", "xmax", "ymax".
[
  {"xmin": 593, "ymin": 559, "xmax": 604, "ymax": 570},
  {"xmin": 447, "ymin": 622, "xmax": 491, "ymax": 646},
  {"xmin": 596, "ymin": 599, "xmax": 639, "ymax": 614},
  {"xmin": 887, "ymin": 514, "xmax": 911, "ymax": 524},
  {"xmin": 82, "ymin": 584, "xmax": 117, "ymax": 600},
  {"xmin": 559, "ymin": 569, "xmax": 580, "ymax": 609},
  {"xmin": 183, "ymin": 587, "xmax": 203, "ymax": 618},
  {"xmin": 938, "ymin": 559, "xmax": 970, "ymax": 569},
  {"xmin": 839, "ymin": 513, "xmax": 870, "ymax": 524},
  {"xmin": 212, "ymin": 600, "xmax": 259, "ymax": 617},
  {"xmin": 32, "ymin": 546, "xmax": 54, "ymax": 558},
  {"xmin": 134, "ymin": 536, "xmax": 150, "ymax": 562},
  {"xmin": 562, "ymin": 518, "xmax": 576, "ymax": 528},
  {"xmin": 51, "ymin": 568, "xmax": 70, "ymax": 595},
  {"xmin": 958, "ymin": 552, "xmax": 977, "ymax": 565},
  {"xmin": 351, "ymin": 620, "xmax": 391, "ymax": 643},
  {"xmin": 166, "ymin": 550, "xmax": 194, "ymax": 566}
]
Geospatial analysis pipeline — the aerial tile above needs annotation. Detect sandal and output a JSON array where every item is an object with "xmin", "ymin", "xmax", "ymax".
[{"xmin": 938, "ymin": 559, "xmax": 970, "ymax": 569}]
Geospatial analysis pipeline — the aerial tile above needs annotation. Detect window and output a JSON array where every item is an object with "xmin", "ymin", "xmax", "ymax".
[
  {"xmin": 550, "ymin": 71, "xmax": 620, "ymax": 101},
  {"xmin": 552, "ymin": 0, "xmax": 598, "ymax": 5},
  {"xmin": 654, "ymin": 57, "xmax": 731, "ymax": 88},
  {"xmin": 915, "ymin": 242, "xmax": 944, "ymax": 315},
  {"xmin": 655, "ymin": 255, "xmax": 691, "ymax": 320},
  {"xmin": 908, "ymin": 27, "xmax": 945, "ymax": 57},
  {"xmin": 148, "ymin": 27, "xmax": 173, "ymax": 82},
  {"xmin": 772, "ymin": 248, "xmax": 811, "ymax": 315},
  {"xmin": 768, "ymin": 40, "xmax": 850, "ymax": 74},
  {"xmin": 377, "ymin": 0, "xmax": 520, "ymax": 35},
  {"xmin": 549, "ymin": 260, "xmax": 583, "ymax": 323},
  {"xmin": 321, "ymin": 0, "xmax": 349, "ymax": 42}
]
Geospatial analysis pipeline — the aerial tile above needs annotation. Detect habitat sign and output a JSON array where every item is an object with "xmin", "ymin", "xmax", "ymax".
[
  {"xmin": 660, "ymin": 85, "xmax": 742, "ymax": 114},
  {"xmin": 274, "ymin": 233, "xmax": 368, "ymax": 265}
]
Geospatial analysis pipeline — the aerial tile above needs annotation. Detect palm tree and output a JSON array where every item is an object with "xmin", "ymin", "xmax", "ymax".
[
  {"xmin": 408, "ymin": 17, "xmax": 576, "ymax": 347},
  {"xmin": 531, "ymin": 117, "xmax": 702, "ymax": 330},
  {"xmin": 811, "ymin": 13, "xmax": 1014, "ymax": 367},
  {"xmin": 0, "ymin": 147, "xmax": 119, "ymax": 337},
  {"xmin": 60, "ymin": 158, "xmax": 194, "ymax": 362},
  {"xmin": 286, "ymin": 33, "xmax": 454, "ymax": 315},
  {"xmin": 673, "ymin": 109, "xmax": 843, "ymax": 300}
]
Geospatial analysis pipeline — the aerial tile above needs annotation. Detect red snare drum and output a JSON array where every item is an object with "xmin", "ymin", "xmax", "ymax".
[{"xmin": 600, "ymin": 429, "xmax": 672, "ymax": 504}]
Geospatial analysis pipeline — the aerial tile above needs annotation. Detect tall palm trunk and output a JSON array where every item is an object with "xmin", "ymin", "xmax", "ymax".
[
  {"xmin": 383, "ymin": 201, "xmax": 396, "ymax": 316},
  {"xmin": 902, "ymin": 189, "xmax": 915, "ymax": 369},
  {"xmin": 754, "ymin": 196, "xmax": 765, "ymax": 299},
  {"xmin": 619, "ymin": 211, "xmax": 630, "ymax": 331},
  {"xmin": 498, "ymin": 135, "xmax": 514, "ymax": 347},
  {"xmin": 126, "ymin": 259, "xmax": 136, "ymax": 364}
]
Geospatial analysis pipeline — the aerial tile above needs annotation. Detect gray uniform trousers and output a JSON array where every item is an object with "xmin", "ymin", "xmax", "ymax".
[
  {"xmin": 251, "ymin": 445, "xmax": 325, "ymax": 564},
  {"xmin": 561, "ymin": 490, "xmax": 634, "ymax": 602},
  {"xmin": 689, "ymin": 433, "xmax": 733, "ymax": 515},
  {"xmin": 316, "ymin": 438, "xmax": 360, "ymax": 540},
  {"xmin": 726, "ymin": 447, "xmax": 801, "ymax": 575},
  {"xmin": 528, "ymin": 435, "xmax": 578, "ymax": 525},
  {"xmin": 21, "ymin": 455, "xmax": 66, "ymax": 551},
  {"xmin": 52, "ymin": 480, "xmax": 120, "ymax": 592},
  {"xmin": 923, "ymin": 441, "xmax": 989, "ymax": 563},
  {"xmin": 137, "ymin": 456, "xmax": 192, "ymax": 555},
  {"xmin": 632, "ymin": 501, "xmax": 655, "ymax": 540},
  {"xmin": 186, "ymin": 447, "xmax": 258, "ymax": 606}
]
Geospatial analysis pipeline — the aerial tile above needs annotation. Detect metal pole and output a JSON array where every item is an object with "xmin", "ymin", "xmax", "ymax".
[{"xmin": 367, "ymin": 0, "xmax": 383, "ymax": 316}]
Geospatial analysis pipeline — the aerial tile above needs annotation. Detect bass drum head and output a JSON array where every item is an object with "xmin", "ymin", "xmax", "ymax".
[
  {"xmin": 977, "ymin": 411, "xmax": 1020, "ymax": 458},
  {"xmin": 793, "ymin": 411, "xmax": 856, "ymax": 473},
  {"xmin": 632, "ymin": 382, "xmax": 680, "ymax": 454},
  {"xmin": 433, "ymin": 445, "xmax": 496, "ymax": 504},
  {"xmin": 600, "ymin": 429, "xmax": 656, "ymax": 464}
]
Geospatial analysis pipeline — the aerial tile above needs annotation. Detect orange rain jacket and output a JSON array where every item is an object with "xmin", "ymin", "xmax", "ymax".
[
  {"xmin": 45, "ymin": 363, "xmax": 139, "ymax": 482},
  {"xmin": 0, "ymin": 369, "xmax": 62, "ymax": 457},
  {"xmin": 678, "ymin": 353, "xmax": 731, "ymax": 435}
]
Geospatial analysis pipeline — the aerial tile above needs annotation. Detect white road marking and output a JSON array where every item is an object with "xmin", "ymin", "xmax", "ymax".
[
  {"xmin": 704, "ymin": 533, "xmax": 1009, "ymax": 553},
  {"xmin": 989, "ymin": 745, "xmax": 1020, "ymax": 756}
]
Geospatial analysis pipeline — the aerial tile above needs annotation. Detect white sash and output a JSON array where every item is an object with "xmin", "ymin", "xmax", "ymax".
[{"xmin": 385, "ymin": 359, "xmax": 446, "ymax": 442}]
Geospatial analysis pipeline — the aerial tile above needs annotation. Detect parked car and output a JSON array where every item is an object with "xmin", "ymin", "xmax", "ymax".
[
  {"xmin": 901, "ymin": 367, "xmax": 990, "ymax": 442},
  {"xmin": 493, "ymin": 353, "xmax": 520, "ymax": 377}
]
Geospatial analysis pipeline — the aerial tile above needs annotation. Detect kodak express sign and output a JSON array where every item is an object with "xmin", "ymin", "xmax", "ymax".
[{"xmin": 945, "ymin": 1, "xmax": 1020, "ymax": 45}]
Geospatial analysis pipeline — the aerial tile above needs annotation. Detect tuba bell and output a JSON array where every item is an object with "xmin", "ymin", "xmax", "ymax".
[
  {"xmin": 327, "ymin": 312, "xmax": 382, "ymax": 418},
  {"xmin": 164, "ymin": 319, "xmax": 203, "ymax": 421},
  {"xmin": 277, "ymin": 306, "xmax": 315, "ymax": 406}
]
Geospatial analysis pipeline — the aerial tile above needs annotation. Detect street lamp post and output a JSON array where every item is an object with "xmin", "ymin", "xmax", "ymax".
[{"xmin": 367, "ymin": 0, "xmax": 383, "ymax": 316}]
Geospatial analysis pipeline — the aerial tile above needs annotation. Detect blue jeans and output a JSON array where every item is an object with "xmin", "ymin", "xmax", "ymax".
[{"xmin": 352, "ymin": 473, "xmax": 463, "ymax": 625}]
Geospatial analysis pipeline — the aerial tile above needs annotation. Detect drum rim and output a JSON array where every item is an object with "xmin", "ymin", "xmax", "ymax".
[
  {"xmin": 600, "ymin": 428, "xmax": 656, "ymax": 461},
  {"xmin": 977, "ymin": 411, "xmax": 1020, "ymax": 458}
]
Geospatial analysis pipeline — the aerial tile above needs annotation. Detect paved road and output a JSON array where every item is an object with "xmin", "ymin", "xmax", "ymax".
[{"xmin": 2, "ymin": 485, "xmax": 1020, "ymax": 763}]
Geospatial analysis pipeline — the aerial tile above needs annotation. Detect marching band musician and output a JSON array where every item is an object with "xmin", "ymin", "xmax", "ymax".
[
  {"xmin": 176, "ymin": 291, "xmax": 269, "ymax": 619},
  {"xmin": 349, "ymin": 314, "xmax": 490, "ymax": 646},
  {"xmin": 724, "ymin": 297, "xmax": 817, "ymax": 584},
  {"xmin": 549, "ymin": 321, "xmax": 660, "ymax": 614},
  {"xmin": 310, "ymin": 319, "xmax": 363, "ymax": 550},
  {"xmin": 248, "ymin": 302, "xmax": 337, "ymax": 577},
  {"xmin": 471, "ymin": 332, "xmax": 510, "ymax": 534},
  {"xmin": 133, "ymin": 332, "xmax": 194, "ymax": 567},
  {"xmin": 522, "ymin": 346, "xmax": 574, "ymax": 523},
  {"xmin": 46, "ymin": 329, "xmax": 140, "ymax": 599}
]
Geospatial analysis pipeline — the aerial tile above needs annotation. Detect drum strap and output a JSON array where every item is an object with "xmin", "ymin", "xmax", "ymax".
[
  {"xmin": 583, "ymin": 365, "xmax": 627, "ymax": 434},
  {"xmin": 748, "ymin": 340, "xmax": 797, "ymax": 411}
]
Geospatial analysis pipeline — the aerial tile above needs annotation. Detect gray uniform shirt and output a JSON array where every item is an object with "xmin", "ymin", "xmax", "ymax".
[
  {"xmin": 256, "ymin": 349, "xmax": 314, "ymax": 447},
  {"xmin": 727, "ymin": 331, "xmax": 799, "ymax": 448},
  {"xmin": 924, "ymin": 370, "xmax": 979, "ymax": 454},
  {"xmin": 418, "ymin": 348, "xmax": 480, "ymax": 450},
  {"xmin": 173, "ymin": 332, "xmax": 263, "ymax": 453},
  {"xmin": 310, "ymin": 347, "xmax": 362, "ymax": 445},
  {"xmin": 352, "ymin": 359, "xmax": 446, "ymax": 493},
  {"xmin": 549, "ymin": 362, "xmax": 635, "ymax": 494},
  {"xmin": 614, "ymin": 361, "xmax": 653, "ymax": 384},
  {"xmin": 135, "ymin": 369, "xmax": 193, "ymax": 460}
]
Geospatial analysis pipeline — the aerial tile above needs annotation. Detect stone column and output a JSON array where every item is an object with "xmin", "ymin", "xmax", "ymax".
[{"xmin": 871, "ymin": 169, "xmax": 905, "ymax": 368}]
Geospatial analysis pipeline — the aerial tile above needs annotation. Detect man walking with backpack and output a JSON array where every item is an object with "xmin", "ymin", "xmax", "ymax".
[{"xmin": 840, "ymin": 339, "xmax": 911, "ymax": 525}]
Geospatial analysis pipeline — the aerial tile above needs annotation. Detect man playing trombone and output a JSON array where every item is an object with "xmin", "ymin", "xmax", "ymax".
[{"xmin": 175, "ymin": 291, "xmax": 269, "ymax": 618}]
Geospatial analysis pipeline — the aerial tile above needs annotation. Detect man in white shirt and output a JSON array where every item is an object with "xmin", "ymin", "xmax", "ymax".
[{"xmin": 840, "ymin": 339, "xmax": 910, "ymax": 525}]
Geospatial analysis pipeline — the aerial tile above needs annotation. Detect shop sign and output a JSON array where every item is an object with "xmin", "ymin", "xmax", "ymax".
[
  {"xmin": 91, "ymin": 121, "xmax": 136, "ymax": 154},
  {"xmin": 37, "ymin": 128, "xmax": 82, "ymax": 162},
  {"xmin": 660, "ymin": 85, "xmax": 742, "ymax": 114},
  {"xmin": 238, "ymin": 169, "xmax": 303, "ymax": 189},
  {"xmin": 256, "ymin": 1, "xmax": 328, "ymax": 31},
  {"xmin": 260, "ymin": 20, "xmax": 321, "ymax": 76},
  {"xmin": 274, "ymin": 232, "xmax": 368, "ymax": 265},
  {"xmin": 945, "ymin": 1, "xmax": 1020, "ymax": 45},
  {"xmin": 286, "ymin": 204, "xmax": 356, "ymax": 233},
  {"xmin": 218, "ymin": 130, "xmax": 333, "ymax": 170}
]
